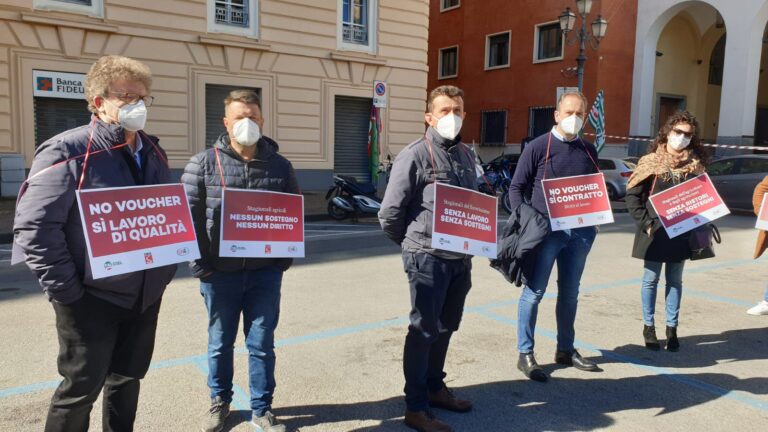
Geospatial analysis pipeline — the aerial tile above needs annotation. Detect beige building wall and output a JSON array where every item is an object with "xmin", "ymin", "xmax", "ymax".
[{"xmin": 0, "ymin": 0, "xmax": 428, "ymax": 190}]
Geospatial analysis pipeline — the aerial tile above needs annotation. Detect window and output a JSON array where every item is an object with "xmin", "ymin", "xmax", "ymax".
[
  {"xmin": 33, "ymin": 0, "xmax": 103, "ymax": 17},
  {"xmin": 208, "ymin": 0, "xmax": 259, "ymax": 37},
  {"xmin": 438, "ymin": 46, "xmax": 459, "ymax": 79},
  {"xmin": 708, "ymin": 159, "xmax": 736, "ymax": 176},
  {"xmin": 481, "ymin": 110, "xmax": 507, "ymax": 146},
  {"xmin": 709, "ymin": 35, "xmax": 726, "ymax": 86},
  {"xmin": 441, "ymin": 0, "xmax": 460, "ymax": 12},
  {"xmin": 486, "ymin": 32, "xmax": 510, "ymax": 69},
  {"xmin": 535, "ymin": 22, "xmax": 564, "ymax": 62},
  {"xmin": 528, "ymin": 106, "xmax": 556, "ymax": 137},
  {"xmin": 339, "ymin": 0, "xmax": 377, "ymax": 53},
  {"xmin": 598, "ymin": 159, "xmax": 616, "ymax": 170},
  {"xmin": 738, "ymin": 158, "xmax": 768, "ymax": 175}
]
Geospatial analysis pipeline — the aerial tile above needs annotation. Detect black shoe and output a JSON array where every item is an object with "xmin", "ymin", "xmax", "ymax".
[
  {"xmin": 554, "ymin": 350, "xmax": 600, "ymax": 372},
  {"xmin": 517, "ymin": 353, "xmax": 548, "ymax": 382},
  {"xmin": 643, "ymin": 325, "xmax": 661, "ymax": 351},
  {"xmin": 666, "ymin": 326, "xmax": 680, "ymax": 352}
]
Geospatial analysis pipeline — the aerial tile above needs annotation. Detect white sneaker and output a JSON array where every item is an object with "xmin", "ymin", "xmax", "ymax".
[{"xmin": 747, "ymin": 300, "xmax": 768, "ymax": 316}]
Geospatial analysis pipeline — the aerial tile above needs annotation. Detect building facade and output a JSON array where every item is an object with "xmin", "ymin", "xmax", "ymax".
[
  {"xmin": 427, "ymin": 0, "xmax": 638, "ymax": 159},
  {"xmin": 630, "ymin": 0, "xmax": 768, "ymax": 153},
  {"xmin": 0, "ymin": 0, "xmax": 429, "ymax": 195}
]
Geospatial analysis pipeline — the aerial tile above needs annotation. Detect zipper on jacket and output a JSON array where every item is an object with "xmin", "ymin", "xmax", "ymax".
[{"xmin": 243, "ymin": 161, "xmax": 250, "ymax": 270}]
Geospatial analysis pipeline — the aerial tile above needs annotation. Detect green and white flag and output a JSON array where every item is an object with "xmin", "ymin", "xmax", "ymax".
[{"xmin": 588, "ymin": 89, "xmax": 606, "ymax": 154}]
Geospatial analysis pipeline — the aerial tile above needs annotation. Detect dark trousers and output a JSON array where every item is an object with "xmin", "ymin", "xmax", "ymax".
[
  {"xmin": 45, "ymin": 293, "xmax": 162, "ymax": 432},
  {"xmin": 402, "ymin": 251, "xmax": 472, "ymax": 412}
]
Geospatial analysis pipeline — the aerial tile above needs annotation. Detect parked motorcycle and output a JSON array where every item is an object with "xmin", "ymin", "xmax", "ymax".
[
  {"xmin": 325, "ymin": 175, "xmax": 382, "ymax": 220},
  {"xmin": 478, "ymin": 158, "xmax": 514, "ymax": 214}
]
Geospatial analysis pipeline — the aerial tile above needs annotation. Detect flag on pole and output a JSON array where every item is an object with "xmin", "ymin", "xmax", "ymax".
[
  {"xmin": 368, "ymin": 105, "xmax": 382, "ymax": 183},
  {"xmin": 588, "ymin": 89, "xmax": 606, "ymax": 154}
]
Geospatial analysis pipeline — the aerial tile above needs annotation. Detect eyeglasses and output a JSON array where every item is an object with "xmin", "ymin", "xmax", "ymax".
[
  {"xmin": 671, "ymin": 128, "xmax": 694, "ymax": 138},
  {"xmin": 107, "ymin": 91, "xmax": 155, "ymax": 107}
]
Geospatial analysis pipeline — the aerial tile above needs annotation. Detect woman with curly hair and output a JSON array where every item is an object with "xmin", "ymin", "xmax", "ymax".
[{"xmin": 625, "ymin": 111, "xmax": 710, "ymax": 352}]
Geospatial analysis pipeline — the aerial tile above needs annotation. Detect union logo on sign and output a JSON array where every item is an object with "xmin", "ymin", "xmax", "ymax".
[{"xmin": 37, "ymin": 77, "xmax": 53, "ymax": 91}]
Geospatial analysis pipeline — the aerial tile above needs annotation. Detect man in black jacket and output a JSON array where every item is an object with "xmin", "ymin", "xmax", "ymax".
[
  {"xmin": 182, "ymin": 90, "xmax": 298, "ymax": 432},
  {"xmin": 14, "ymin": 55, "xmax": 176, "ymax": 431},
  {"xmin": 379, "ymin": 85, "xmax": 476, "ymax": 432}
]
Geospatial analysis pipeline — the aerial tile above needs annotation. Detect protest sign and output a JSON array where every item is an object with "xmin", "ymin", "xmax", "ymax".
[
  {"xmin": 76, "ymin": 184, "xmax": 199, "ymax": 279},
  {"xmin": 542, "ymin": 172, "xmax": 613, "ymax": 231},
  {"xmin": 431, "ymin": 183, "xmax": 497, "ymax": 258},
  {"xmin": 757, "ymin": 194, "xmax": 768, "ymax": 231},
  {"xmin": 649, "ymin": 173, "xmax": 729, "ymax": 238},
  {"xmin": 219, "ymin": 188, "xmax": 304, "ymax": 258}
]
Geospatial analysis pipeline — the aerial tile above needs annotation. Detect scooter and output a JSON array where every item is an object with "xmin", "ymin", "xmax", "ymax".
[{"xmin": 325, "ymin": 175, "xmax": 382, "ymax": 220}]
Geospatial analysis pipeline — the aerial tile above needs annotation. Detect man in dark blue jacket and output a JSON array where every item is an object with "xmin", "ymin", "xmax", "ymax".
[
  {"xmin": 182, "ymin": 90, "xmax": 298, "ymax": 432},
  {"xmin": 508, "ymin": 91, "xmax": 601, "ymax": 382},
  {"xmin": 14, "ymin": 55, "xmax": 176, "ymax": 431}
]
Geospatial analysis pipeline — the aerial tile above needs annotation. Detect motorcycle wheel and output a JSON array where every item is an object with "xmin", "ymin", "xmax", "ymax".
[
  {"xmin": 501, "ymin": 190, "xmax": 513, "ymax": 215},
  {"xmin": 327, "ymin": 200, "xmax": 350, "ymax": 220}
]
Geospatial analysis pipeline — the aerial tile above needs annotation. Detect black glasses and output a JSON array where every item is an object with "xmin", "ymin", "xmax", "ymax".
[
  {"xmin": 672, "ymin": 128, "xmax": 694, "ymax": 138},
  {"xmin": 108, "ymin": 91, "xmax": 155, "ymax": 107}
]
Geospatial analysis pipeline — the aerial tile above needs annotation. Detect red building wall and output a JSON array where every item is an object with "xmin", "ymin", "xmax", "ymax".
[{"xmin": 427, "ymin": 0, "xmax": 638, "ymax": 148}]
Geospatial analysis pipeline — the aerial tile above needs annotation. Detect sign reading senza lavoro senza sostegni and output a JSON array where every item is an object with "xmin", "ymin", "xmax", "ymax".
[{"xmin": 76, "ymin": 184, "xmax": 200, "ymax": 279}]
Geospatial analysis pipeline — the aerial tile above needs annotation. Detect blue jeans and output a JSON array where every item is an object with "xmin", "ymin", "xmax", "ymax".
[
  {"xmin": 641, "ymin": 260, "xmax": 684, "ymax": 327},
  {"xmin": 517, "ymin": 227, "xmax": 597, "ymax": 353},
  {"xmin": 200, "ymin": 269, "xmax": 283, "ymax": 416}
]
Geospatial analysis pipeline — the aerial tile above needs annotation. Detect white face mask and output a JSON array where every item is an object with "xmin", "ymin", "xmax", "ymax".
[
  {"xmin": 559, "ymin": 114, "xmax": 584, "ymax": 136},
  {"xmin": 105, "ymin": 99, "xmax": 147, "ymax": 131},
  {"xmin": 232, "ymin": 118, "xmax": 261, "ymax": 147},
  {"xmin": 434, "ymin": 113, "xmax": 463, "ymax": 140},
  {"xmin": 668, "ymin": 133, "xmax": 692, "ymax": 151}
]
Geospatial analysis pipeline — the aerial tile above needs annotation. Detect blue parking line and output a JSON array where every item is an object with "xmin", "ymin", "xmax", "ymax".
[
  {"xmin": 0, "ymin": 257, "xmax": 764, "ymax": 402},
  {"xmin": 475, "ymin": 308, "xmax": 768, "ymax": 413}
]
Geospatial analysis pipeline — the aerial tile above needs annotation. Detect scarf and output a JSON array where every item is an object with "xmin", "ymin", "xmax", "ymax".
[{"xmin": 627, "ymin": 145, "xmax": 705, "ymax": 189}]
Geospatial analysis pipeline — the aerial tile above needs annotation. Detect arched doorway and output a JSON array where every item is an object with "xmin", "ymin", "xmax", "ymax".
[
  {"xmin": 652, "ymin": 3, "xmax": 725, "ymax": 142},
  {"xmin": 755, "ymin": 24, "xmax": 768, "ymax": 147}
]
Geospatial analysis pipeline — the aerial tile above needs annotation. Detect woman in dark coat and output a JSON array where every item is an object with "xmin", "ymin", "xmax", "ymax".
[{"xmin": 625, "ymin": 111, "xmax": 709, "ymax": 351}]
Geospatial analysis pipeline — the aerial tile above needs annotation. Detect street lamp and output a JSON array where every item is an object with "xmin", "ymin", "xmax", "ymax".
[{"xmin": 558, "ymin": 0, "xmax": 608, "ymax": 92}]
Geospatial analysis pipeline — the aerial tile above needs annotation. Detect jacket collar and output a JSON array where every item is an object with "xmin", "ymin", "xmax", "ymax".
[
  {"xmin": 426, "ymin": 126, "xmax": 462, "ymax": 151},
  {"xmin": 214, "ymin": 133, "xmax": 276, "ymax": 162},
  {"xmin": 90, "ymin": 115, "xmax": 128, "ymax": 145}
]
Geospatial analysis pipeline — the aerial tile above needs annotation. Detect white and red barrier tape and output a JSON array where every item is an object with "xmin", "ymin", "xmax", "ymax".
[{"xmin": 583, "ymin": 132, "xmax": 768, "ymax": 151}]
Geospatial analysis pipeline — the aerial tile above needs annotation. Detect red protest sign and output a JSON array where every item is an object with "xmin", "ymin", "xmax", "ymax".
[
  {"xmin": 431, "ymin": 183, "xmax": 497, "ymax": 258},
  {"xmin": 649, "ymin": 173, "xmax": 729, "ymax": 238},
  {"xmin": 220, "ymin": 188, "xmax": 304, "ymax": 258},
  {"xmin": 757, "ymin": 194, "xmax": 768, "ymax": 231},
  {"xmin": 76, "ymin": 184, "xmax": 200, "ymax": 279},
  {"xmin": 542, "ymin": 172, "xmax": 613, "ymax": 231}
]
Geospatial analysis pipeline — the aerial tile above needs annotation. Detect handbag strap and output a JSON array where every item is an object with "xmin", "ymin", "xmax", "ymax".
[{"xmin": 710, "ymin": 224, "xmax": 722, "ymax": 244}]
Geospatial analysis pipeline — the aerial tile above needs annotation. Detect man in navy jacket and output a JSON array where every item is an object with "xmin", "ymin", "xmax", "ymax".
[
  {"xmin": 508, "ymin": 91, "xmax": 601, "ymax": 382},
  {"xmin": 14, "ymin": 55, "xmax": 176, "ymax": 431}
]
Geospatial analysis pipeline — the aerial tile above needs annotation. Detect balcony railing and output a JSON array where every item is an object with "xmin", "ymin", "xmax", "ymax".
[
  {"xmin": 342, "ymin": 23, "xmax": 368, "ymax": 45},
  {"xmin": 215, "ymin": 2, "xmax": 249, "ymax": 27}
]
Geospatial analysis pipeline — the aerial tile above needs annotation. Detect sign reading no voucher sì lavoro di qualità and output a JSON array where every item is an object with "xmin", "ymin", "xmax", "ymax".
[{"xmin": 76, "ymin": 184, "xmax": 200, "ymax": 279}]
